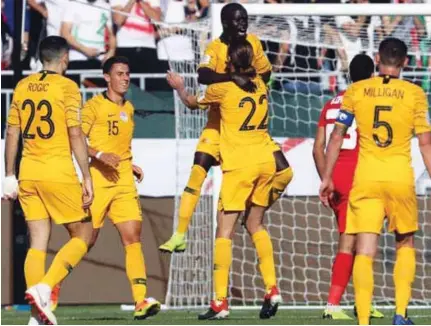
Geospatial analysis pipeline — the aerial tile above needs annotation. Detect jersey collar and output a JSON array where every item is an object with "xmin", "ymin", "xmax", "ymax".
[
  {"xmin": 378, "ymin": 74, "xmax": 399, "ymax": 84},
  {"xmin": 38, "ymin": 70, "xmax": 57, "ymax": 75},
  {"xmin": 102, "ymin": 91, "xmax": 127, "ymax": 106}
]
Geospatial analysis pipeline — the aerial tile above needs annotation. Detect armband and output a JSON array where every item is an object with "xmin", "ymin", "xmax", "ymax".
[{"xmin": 335, "ymin": 110, "xmax": 354, "ymax": 127}]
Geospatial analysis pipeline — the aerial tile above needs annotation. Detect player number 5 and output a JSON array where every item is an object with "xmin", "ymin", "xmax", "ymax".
[{"xmin": 373, "ymin": 106, "xmax": 393, "ymax": 148}]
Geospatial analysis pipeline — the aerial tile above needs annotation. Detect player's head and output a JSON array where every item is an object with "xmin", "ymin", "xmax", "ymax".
[
  {"xmin": 349, "ymin": 54, "xmax": 374, "ymax": 83},
  {"xmin": 103, "ymin": 56, "xmax": 130, "ymax": 95},
  {"xmin": 39, "ymin": 36, "xmax": 70, "ymax": 74},
  {"xmin": 377, "ymin": 37, "xmax": 408, "ymax": 71},
  {"xmin": 228, "ymin": 39, "xmax": 257, "ymax": 92},
  {"xmin": 221, "ymin": 3, "xmax": 248, "ymax": 41}
]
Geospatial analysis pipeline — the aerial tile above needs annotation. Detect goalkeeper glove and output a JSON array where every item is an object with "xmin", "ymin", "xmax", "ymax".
[{"xmin": 3, "ymin": 175, "xmax": 18, "ymax": 200}]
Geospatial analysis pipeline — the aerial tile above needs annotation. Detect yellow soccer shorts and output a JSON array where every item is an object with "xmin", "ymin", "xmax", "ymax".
[
  {"xmin": 195, "ymin": 127, "xmax": 220, "ymax": 162},
  {"xmin": 19, "ymin": 180, "xmax": 88, "ymax": 224},
  {"xmin": 220, "ymin": 161, "xmax": 276, "ymax": 212},
  {"xmin": 91, "ymin": 185, "xmax": 142, "ymax": 229},
  {"xmin": 346, "ymin": 181, "xmax": 418, "ymax": 235}
]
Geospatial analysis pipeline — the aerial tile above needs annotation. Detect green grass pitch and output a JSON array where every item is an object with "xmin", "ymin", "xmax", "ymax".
[{"xmin": 2, "ymin": 306, "xmax": 431, "ymax": 325}]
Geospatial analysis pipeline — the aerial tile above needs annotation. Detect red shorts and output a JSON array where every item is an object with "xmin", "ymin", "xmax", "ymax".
[{"xmin": 329, "ymin": 161, "xmax": 356, "ymax": 233}]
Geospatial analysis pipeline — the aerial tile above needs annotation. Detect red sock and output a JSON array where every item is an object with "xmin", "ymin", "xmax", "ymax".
[{"xmin": 327, "ymin": 252, "xmax": 354, "ymax": 305}]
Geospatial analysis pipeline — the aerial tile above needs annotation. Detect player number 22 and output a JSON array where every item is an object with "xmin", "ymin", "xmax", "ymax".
[
  {"xmin": 22, "ymin": 99, "xmax": 55, "ymax": 139},
  {"xmin": 239, "ymin": 95, "xmax": 268, "ymax": 131},
  {"xmin": 373, "ymin": 106, "xmax": 393, "ymax": 148}
]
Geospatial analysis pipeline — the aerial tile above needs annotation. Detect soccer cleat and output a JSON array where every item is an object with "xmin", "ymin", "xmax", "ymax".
[
  {"xmin": 393, "ymin": 314, "xmax": 414, "ymax": 325},
  {"xmin": 50, "ymin": 285, "xmax": 61, "ymax": 312},
  {"xmin": 198, "ymin": 299, "xmax": 229, "ymax": 320},
  {"xmin": 134, "ymin": 298, "xmax": 161, "ymax": 320},
  {"xmin": 259, "ymin": 286, "xmax": 282, "ymax": 319},
  {"xmin": 322, "ymin": 306, "xmax": 353, "ymax": 320},
  {"xmin": 370, "ymin": 305, "xmax": 384, "ymax": 318},
  {"xmin": 354, "ymin": 305, "xmax": 385, "ymax": 319},
  {"xmin": 25, "ymin": 284, "xmax": 58, "ymax": 325},
  {"xmin": 159, "ymin": 232, "xmax": 186, "ymax": 253}
]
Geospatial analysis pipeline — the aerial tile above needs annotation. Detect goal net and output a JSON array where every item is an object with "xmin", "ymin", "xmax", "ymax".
[{"xmin": 158, "ymin": 3, "xmax": 431, "ymax": 308}]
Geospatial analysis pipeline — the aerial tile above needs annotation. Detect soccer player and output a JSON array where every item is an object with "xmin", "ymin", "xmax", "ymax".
[
  {"xmin": 3, "ymin": 36, "xmax": 94, "ymax": 325},
  {"xmin": 320, "ymin": 37, "xmax": 431, "ymax": 325},
  {"xmin": 159, "ymin": 2, "xmax": 293, "ymax": 253},
  {"xmin": 314, "ymin": 54, "xmax": 383, "ymax": 320},
  {"xmin": 80, "ymin": 56, "xmax": 160, "ymax": 320},
  {"xmin": 167, "ymin": 39, "xmax": 282, "ymax": 320}
]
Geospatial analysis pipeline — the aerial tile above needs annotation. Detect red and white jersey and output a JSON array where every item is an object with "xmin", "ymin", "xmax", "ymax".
[{"xmin": 318, "ymin": 91, "xmax": 359, "ymax": 163}]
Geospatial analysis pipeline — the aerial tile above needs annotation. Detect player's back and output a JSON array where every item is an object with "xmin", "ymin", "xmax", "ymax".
[
  {"xmin": 8, "ymin": 71, "xmax": 81, "ymax": 184},
  {"xmin": 216, "ymin": 77, "xmax": 274, "ymax": 170},
  {"xmin": 343, "ymin": 75, "xmax": 429, "ymax": 185}
]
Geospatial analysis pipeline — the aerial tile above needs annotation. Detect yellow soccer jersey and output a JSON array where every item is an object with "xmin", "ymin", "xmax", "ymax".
[
  {"xmin": 198, "ymin": 77, "xmax": 274, "ymax": 171},
  {"xmin": 336, "ymin": 75, "xmax": 431, "ymax": 185},
  {"xmin": 81, "ymin": 92, "xmax": 135, "ymax": 187},
  {"xmin": 198, "ymin": 34, "xmax": 272, "ymax": 129},
  {"xmin": 7, "ymin": 70, "xmax": 81, "ymax": 184}
]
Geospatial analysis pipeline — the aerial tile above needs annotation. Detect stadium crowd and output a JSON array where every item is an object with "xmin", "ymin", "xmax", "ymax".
[{"xmin": 1, "ymin": 0, "xmax": 430, "ymax": 93}]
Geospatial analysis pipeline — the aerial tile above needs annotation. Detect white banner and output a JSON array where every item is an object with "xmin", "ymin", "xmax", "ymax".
[{"xmin": 1, "ymin": 138, "xmax": 430, "ymax": 197}]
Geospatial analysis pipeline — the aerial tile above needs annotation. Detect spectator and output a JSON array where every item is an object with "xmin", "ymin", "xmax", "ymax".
[
  {"xmin": 60, "ymin": 0, "xmax": 116, "ymax": 70},
  {"xmin": 157, "ymin": 0, "xmax": 194, "ymax": 62},
  {"xmin": 28, "ymin": 0, "xmax": 69, "ymax": 37},
  {"xmin": 1, "ymin": 1, "xmax": 13, "ymax": 69},
  {"xmin": 111, "ymin": 0, "xmax": 169, "ymax": 90},
  {"xmin": 184, "ymin": 0, "xmax": 208, "ymax": 21}
]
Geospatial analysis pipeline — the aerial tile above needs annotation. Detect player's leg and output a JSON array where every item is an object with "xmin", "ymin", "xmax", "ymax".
[
  {"xmin": 18, "ymin": 181, "xmax": 50, "ymax": 325},
  {"xmin": 389, "ymin": 184, "xmax": 418, "ymax": 325},
  {"xmin": 25, "ymin": 182, "xmax": 92, "ymax": 325},
  {"xmin": 270, "ymin": 150, "xmax": 293, "ymax": 205},
  {"xmin": 392, "ymin": 232, "xmax": 415, "ymax": 325},
  {"xmin": 198, "ymin": 210, "xmax": 239, "ymax": 320},
  {"xmin": 246, "ymin": 162, "xmax": 281, "ymax": 319},
  {"xmin": 111, "ymin": 187, "xmax": 161, "ymax": 320},
  {"xmin": 199, "ymin": 168, "xmax": 253, "ymax": 320},
  {"xmin": 159, "ymin": 151, "xmax": 217, "ymax": 253}
]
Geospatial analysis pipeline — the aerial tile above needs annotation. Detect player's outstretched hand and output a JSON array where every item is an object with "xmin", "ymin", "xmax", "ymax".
[
  {"xmin": 2, "ymin": 175, "xmax": 18, "ymax": 200},
  {"xmin": 166, "ymin": 70, "xmax": 185, "ymax": 90},
  {"xmin": 319, "ymin": 178, "xmax": 334, "ymax": 208},
  {"xmin": 82, "ymin": 177, "xmax": 94, "ymax": 209},
  {"xmin": 98, "ymin": 152, "xmax": 121, "ymax": 169},
  {"xmin": 132, "ymin": 164, "xmax": 144, "ymax": 183}
]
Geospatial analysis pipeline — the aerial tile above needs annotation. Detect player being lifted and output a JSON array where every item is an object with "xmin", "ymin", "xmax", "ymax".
[
  {"xmin": 313, "ymin": 54, "xmax": 383, "ymax": 320},
  {"xmin": 3, "ymin": 36, "xmax": 94, "ymax": 325},
  {"xmin": 320, "ymin": 38, "xmax": 431, "ymax": 325},
  {"xmin": 167, "ymin": 39, "xmax": 282, "ymax": 320},
  {"xmin": 52, "ymin": 56, "xmax": 160, "ymax": 320},
  {"xmin": 159, "ymin": 3, "xmax": 293, "ymax": 253}
]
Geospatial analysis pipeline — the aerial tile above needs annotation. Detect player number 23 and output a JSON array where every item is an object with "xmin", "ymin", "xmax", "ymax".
[
  {"xmin": 239, "ymin": 95, "xmax": 268, "ymax": 131},
  {"xmin": 22, "ymin": 99, "xmax": 55, "ymax": 139},
  {"xmin": 373, "ymin": 105, "xmax": 393, "ymax": 148}
]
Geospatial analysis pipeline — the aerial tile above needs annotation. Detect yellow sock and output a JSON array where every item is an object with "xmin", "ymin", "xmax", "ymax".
[
  {"xmin": 353, "ymin": 255, "xmax": 374, "ymax": 325},
  {"xmin": 271, "ymin": 167, "xmax": 293, "ymax": 204},
  {"xmin": 252, "ymin": 230, "xmax": 276, "ymax": 292},
  {"xmin": 125, "ymin": 243, "xmax": 147, "ymax": 303},
  {"xmin": 214, "ymin": 238, "xmax": 232, "ymax": 301},
  {"xmin": 394, "ymin": 247, "xmax": 415, "ymax": 317},
  {"xmin": 41, "ymin": 238, "xmax": 88, "ymax": 288},
  {"xmin": 177, "ymin": 165, "xmax": 207, "ymax": 234},
  {"xmin": 24, "ymin": 248, "xmax": 46, "ymax": 288}
]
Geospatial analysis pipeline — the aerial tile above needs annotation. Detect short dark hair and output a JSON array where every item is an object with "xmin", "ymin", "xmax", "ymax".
[
  {"xmin": 102, "ymin": 56, "xmax": 130, "ymax": 74},
  {"xmin": 221, "ymin": 3, "xmax": 247, "ymax": 23},
  {"xmin": 39, "ymin": 36, "xmax": 69, "ymax": 64},
  {"xmin": 378, "ymin": 37, "xmax": 407, "ymax": 68},
  {"xmin": 349, "ymin": 53, "xmax": 375, "ymax": 82}
]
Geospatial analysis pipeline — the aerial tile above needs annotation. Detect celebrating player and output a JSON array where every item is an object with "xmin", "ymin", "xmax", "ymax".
[
  {"xmin": 314, "ymin": 54, "xmax": 384, "ymax": 320},
  {"xmin": 320, "ymin": 38, "xmax": 431, "ymax": 325},
  {"xmin": 167, "ymin": 39, "xmax": 282, "ymax": 320},
  {"xmin": 79, "ymin": 56, "xmax": 158, "ymax": 320},
  {"xmin": 3, "ymin": 36, "xmax": 94, "ymax": 325},
  {"xmin": 159, "ymin": 2, "xmax": 293, "ymax": 254}
]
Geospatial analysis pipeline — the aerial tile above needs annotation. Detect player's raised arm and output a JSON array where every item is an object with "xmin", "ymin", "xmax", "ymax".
[
  {"xmin": 413, "ymin": 87, "xmax": 431, "ymax": 176},
  {"xmin": 166, "ymin": 71, "xmax": 199, "ymax": 109}
]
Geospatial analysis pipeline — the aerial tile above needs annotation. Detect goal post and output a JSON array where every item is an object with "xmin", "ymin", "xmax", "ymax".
[{"xmin": 161, "ymin": 2, "xmax": 431, "ymax": 309}]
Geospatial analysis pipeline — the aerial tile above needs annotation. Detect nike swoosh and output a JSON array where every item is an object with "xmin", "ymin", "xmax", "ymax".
[{"xmin": 108, "ymin": 114, "xmax": 115, "ymax": 117}]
